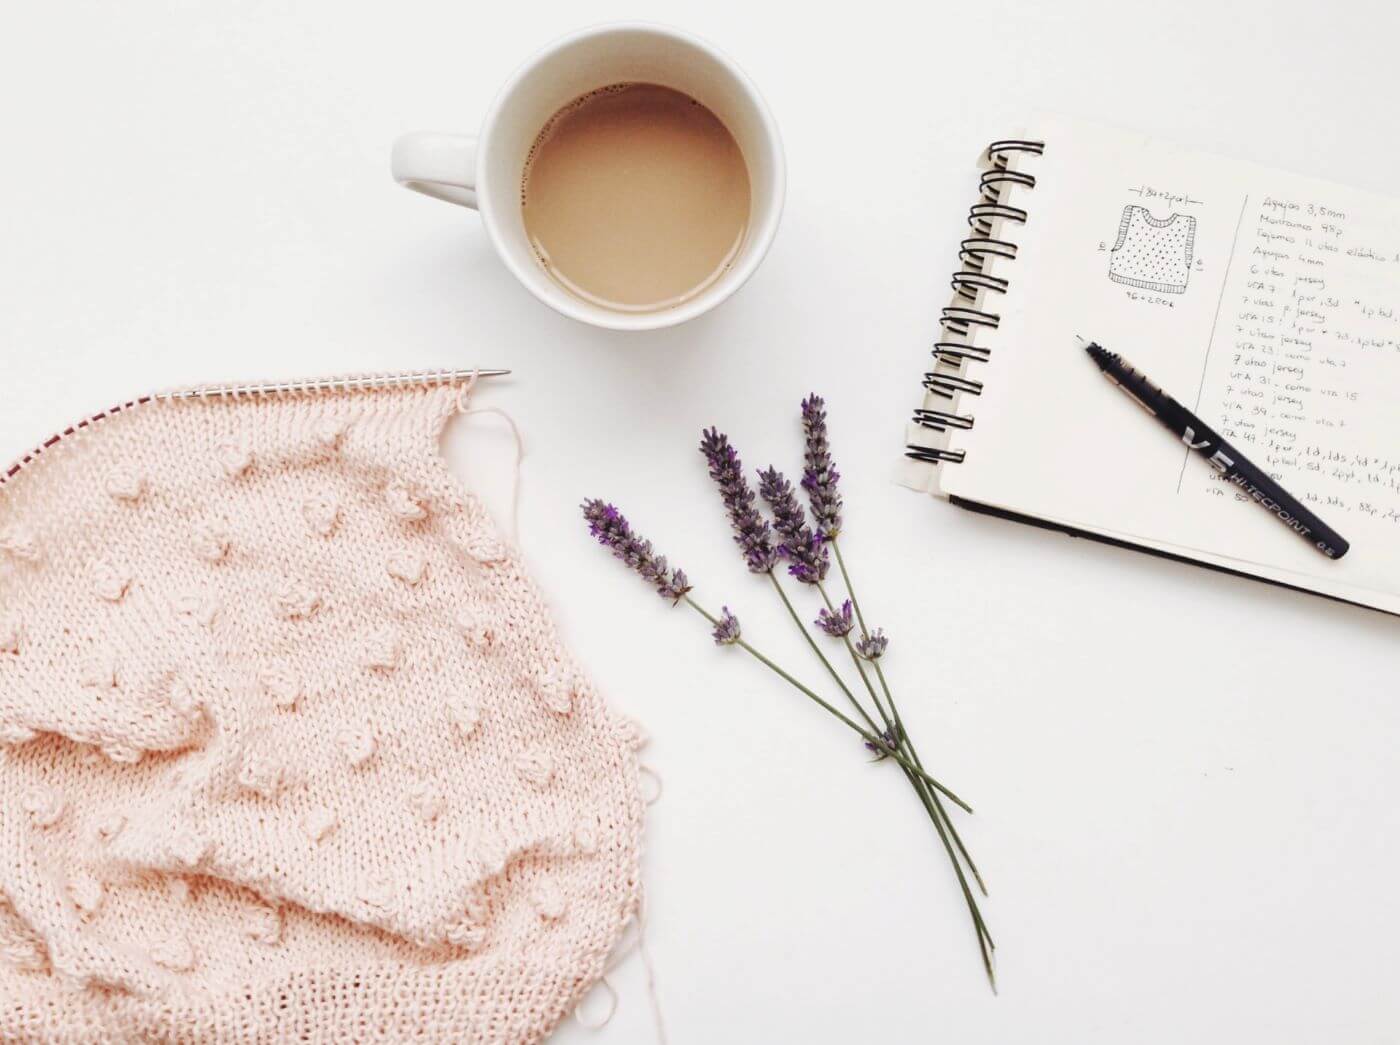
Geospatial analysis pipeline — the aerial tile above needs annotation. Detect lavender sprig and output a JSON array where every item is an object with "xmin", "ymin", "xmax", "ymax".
[
  {"xmin": 711, "ymin": 607, "xmax": 742, "ymax": 645},
  {"xmin": 816, "ymin": 599, "xmax": 854, "ymax": 638},
  {"xmin": 800, "ymin": 394, "xmax": 843, "ymax": 540},
  {"xmin": 756, "ymin": 467, "xmax": 829, "ymax": 584},
  {"xmin": 586, "ymin": 397, "xmax": 996, "ymax": 989},
  {"xmin": 699, "ymin": 429, "xmax": 780, "ymax": 573},
  {"xmin": 582, "ymin": 499, "xmax": 692, "ymax": 603}
]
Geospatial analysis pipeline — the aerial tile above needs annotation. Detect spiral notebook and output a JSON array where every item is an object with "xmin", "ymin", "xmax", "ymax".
[{"xmin": 902, "ymin": 114, "xmax": 1400, "ymax": 615}]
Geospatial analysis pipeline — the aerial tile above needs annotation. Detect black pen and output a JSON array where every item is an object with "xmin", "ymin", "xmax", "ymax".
[{"xmin": 1082, "ymin": 340, "xmax": 1349, "ymax": 560}]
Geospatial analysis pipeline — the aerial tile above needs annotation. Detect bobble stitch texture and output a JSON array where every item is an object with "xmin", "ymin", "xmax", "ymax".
[
  {"xmin": 273, "ymin": 581, "xmax": 321, "ymax": 621},
  {"xmin": 313, "ymin": 416, "xmax": 346, "ymax": 450},
  {"xmin": 528, "ymin": 879, "xmax": 567, "ymax": 921},
  {"xmin": 67, "ymin": 874, "xmax": 105, "ymax": 919},
  {"xmin": 336, "ymin": 727, "xmax": 376, "ymax": 767},
  {"xmin": 104, "ymin": 467, "xmax": 145, "ymax": 502},
  {"xmin": 95, "ymin": 814, "xmax": 126, "ymax": 844},
  {"xmin": 169, "ymin": 833, "xmax": 211, "ymax": 870},
  {"xmin": 22, "ymin": 788, "xmax": 65, "ymax": 828},
  {"xmin": 192, "ymin": 524, "xmax": 231, "ymax": 563},
  {"xmin": 92, "ymin": 562, "xmax": 132, "ymax": 603},
  {"xmin": 172, "ymin": 593, "xmax": 219, "ymax": 629},
  {"xmin": 444, "ymin": 915, "xmax": 487, "ymax": 951},
  {"xmin": 165, "ymin": 678, "xmax": 203, "ymax": 723},
  {"xmin": 538, "ymin": 667, "xmax": 575, "ymax": 716},
  {"xmin": 459, "ymin": 533, "xmax": 508, "ymax": 565},
  {"xmin": 616, "ymin": 715, "xmax": 650, "ymax": 751},
  {"xmin": 475, "ymin": 834, "xmax": 510, "ymax": 877},
  {"xmin": 446, "ymin": 697, "xmax": 482, "ymax": 740},
  {"xmin": 78, "ymin": 649, "xmax": 118, "ymax": 689},
  {"xmin": 237, "ymin": 752, "xmax": 283, "ymax": 798},
  {"xmin": 406, "ymin": 779, "xmax": 446, "ymax": 822},
  {"xmin": 0, "ymin": 384, "xmax": 642, "ymax": 1040},
  {"xmin": 385, "ymin": 481, "xmax": 426, "ymax": 522},
  {"xmin": 101, "ymin": 742, "xmax": 143, "ymax": 765},
  {"xmin": 360, "ymin": 629, "xmax": 400, "ymax": 672},
  {"xmin": 260, "ymin": 669, "xmax": 301, "ymax": 710},
  {"xmin": 150, "ymin": 935, "xmax": 196, "ymax": 972},
  {"xmin": 0, "ymin": 525, "xmax": 40, "ymax": 563},
  {"xmin": 385, "ymin": 550, "xmax": 426, "ymax": 586},
  {"xmin": 302, "ymin": 494, "xmax": 340, "ymax": 537},
  {"xmin": 215, "ymin": 439, "xmax": 252, "ymax": 479},
  {"xmin": 573, "ymin": 822, "xmax": 600, "ymax": 856},
  {"xmin": 302, "ymin": 807, "xmax": 337, "ymax": 843},
  {"xmin": 456, "ymin": 610, "xmax": 494, "ymax": 650},
  {"xmin": 245, "ymin": 904, "xmax": 282, "ymax": 945},
  {"xmin": 515, "ymin": 748, "xmax": 555, "ymax": 790},
  {"xmin": 358, "ymin": 876, "xmax": 393, "ymax": 911},
  {"xmin": 526, "ymin": 879, "xmax": 565, "ymax": 918}
]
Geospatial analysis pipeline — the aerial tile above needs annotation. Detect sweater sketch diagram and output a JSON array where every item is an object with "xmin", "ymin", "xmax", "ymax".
[{"xmin": 1108, "ymin": 205, "xmax": 1196, "ymax": 294}]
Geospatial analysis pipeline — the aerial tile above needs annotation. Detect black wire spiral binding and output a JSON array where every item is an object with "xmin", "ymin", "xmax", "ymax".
[{"xmin": 906, "ymin": 139, "xmax": 1044, "ymax": 465}]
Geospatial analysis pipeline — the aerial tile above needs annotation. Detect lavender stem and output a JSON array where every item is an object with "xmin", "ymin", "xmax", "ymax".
[
  {"xmin": 767, "ymin": 572, "xmax": 883, "ymax": 738},
  {"xmin": 683, "ymin": 596, "xmax": 972, "ymax": 814},
  {"xmin": 817, "ymin": 581, "xmax": 990, "ymax": 905},
  {"xmin": 829, "ymin": 537, "xmax": 991, "ymax": 908}
]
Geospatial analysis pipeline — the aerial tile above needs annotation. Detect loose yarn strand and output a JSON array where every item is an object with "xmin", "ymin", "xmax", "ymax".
[
  {"xmin": 571, "ymin": 898, "xmax": 669, "ymax": 1044},
  {"xmin": 636, "ymin": 897, "xmax": 670, "ymax": 1045},
  {"xmin": 638, "ymin": 764, "xmax": 664, "ymax": 806},
  {"xmin": 573, "ymin": 977, "xmax": 620, "ymax": 1030},
  {"xmin": 455, "ymin": 371, "xmax": 526, "ymax": 545}
]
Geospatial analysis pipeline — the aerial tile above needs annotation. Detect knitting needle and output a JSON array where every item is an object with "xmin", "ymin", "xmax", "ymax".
[
  {"xmin": 1, "ymin": 369, "xmax": 513, "ymax": 484},
  {"xmin": 160, "ymin": 368, "xmax": 511, "ymax": 401}
]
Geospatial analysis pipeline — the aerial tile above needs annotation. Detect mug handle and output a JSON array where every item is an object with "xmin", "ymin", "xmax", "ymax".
[{"xmin": 391, "ymin": 132, "xmax": 478, "ymax": 209}]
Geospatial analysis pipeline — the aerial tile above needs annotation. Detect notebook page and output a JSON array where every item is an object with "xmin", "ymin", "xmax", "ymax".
[{"xmin": 941, "ymin": 114, "xmax": 1400, "ymax": 610}]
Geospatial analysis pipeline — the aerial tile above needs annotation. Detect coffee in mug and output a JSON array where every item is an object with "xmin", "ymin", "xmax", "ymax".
[
  {"xmin": 391, "ymin": 24, "xmax": 785, "ymax": 331},
  {"xmin": 521, "ymin": 84, "xmax": 751, "ymax": 313}
]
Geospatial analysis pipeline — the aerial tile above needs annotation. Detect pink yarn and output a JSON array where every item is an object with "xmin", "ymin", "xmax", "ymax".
[{"xmin": 0, "ymin": 382, "xmax": 645, "ymax": 1042}]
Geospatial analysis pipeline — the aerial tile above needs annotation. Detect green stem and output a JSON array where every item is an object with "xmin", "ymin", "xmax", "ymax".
[
  {"xmin": 816, "ymin": 582, "xmax": 896, "ymax": 727},
  {"xmin": 684, "ymin": 597, "xmax": 972, "ymax": 814},
  {"xmin": 829, "ymin": 538, "xmax": 994, "ymax": 980},
  {"xmin": 769, "ymin": 572, "xmax": 882, "ymax": 738},
  {"xmin": 831, "ymin": 539, "xmax": 988, "ymax": 896},
  {"xmin": 817, "ymin": 581, "xmax": 990, "ymax": 903},
  {"xmin": 831, "ymin": 540, "xmax": 870, "ymax": 635},
  {"xmin": 877, "ymin": 662, "xmax": 988, "ymax": 898}
]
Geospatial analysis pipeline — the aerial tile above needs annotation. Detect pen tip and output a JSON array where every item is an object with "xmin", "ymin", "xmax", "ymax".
[{"xmin": 1083, "ymin": 341, "xmax": 1111, "ymax": 367}]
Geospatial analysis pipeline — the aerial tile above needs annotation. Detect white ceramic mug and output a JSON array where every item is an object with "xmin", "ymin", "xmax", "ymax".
[{"xmin": 391, "ymin": 23, "xmax": 785, "ymax": 331}]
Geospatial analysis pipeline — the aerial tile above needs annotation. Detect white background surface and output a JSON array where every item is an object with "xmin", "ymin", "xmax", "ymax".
[{"xmin": 3, "ymin": 2, "xmax": 1399, "ymax": 1042}]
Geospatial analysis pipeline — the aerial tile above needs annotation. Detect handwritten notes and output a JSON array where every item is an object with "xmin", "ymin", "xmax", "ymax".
[{"xmin": 1186, "ymin": 193, "xmax": 1400, "ymax": 529}]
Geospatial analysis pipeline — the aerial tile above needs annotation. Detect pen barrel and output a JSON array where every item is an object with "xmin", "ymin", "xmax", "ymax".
[{"xmin": 1156, "ymin": 395, "xmax": 1350, "ymax": 560}]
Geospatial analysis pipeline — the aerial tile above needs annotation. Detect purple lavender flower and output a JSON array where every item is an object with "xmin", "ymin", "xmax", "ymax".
[
  {"xmin": 815, "ymin": 600, "xmax": 854, "ymax": 638},
  {"xmin": 582, "ymin": 499, "xmax": 692, "ymax": 604},
  {"xmin": 855, "ymin": 628, "xmax": 889, "ymax": 661},
  {"xmin": 699, "ymin": 429, "xmax": 779, "ymax": 573},
  {"xmin": 863, "ymin": 725, "xmax": 900, "ymax": 760},
  {"xmin": 711, "ymin": 607, "xmax": 742, "ymax": 646},
  {"xmin": 756, "ymin": 467, "xmax": 829, "ymax": 584},
  {"xmin": 800, "ymin": 394, "xmax": 843, "ymax": 540}
]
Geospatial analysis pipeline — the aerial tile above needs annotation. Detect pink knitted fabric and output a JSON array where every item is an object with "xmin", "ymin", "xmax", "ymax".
[{"xmin": 0, "ymin": 382, "xmax": 644, "ymax": 1042}]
